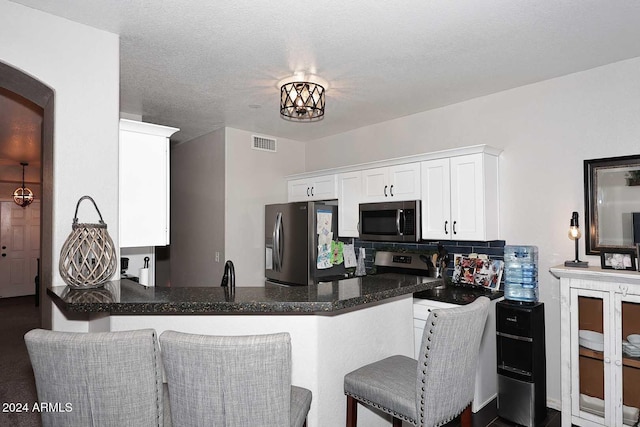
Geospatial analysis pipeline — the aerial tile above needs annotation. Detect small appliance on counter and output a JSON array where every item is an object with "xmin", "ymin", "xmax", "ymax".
[
  {"xmin": 265, "ymin": 201, "xmax": 346, "ymax": 286},
  {"xmin": 120, "ymin": 256, "xmax": 139, "ymax": 283}
]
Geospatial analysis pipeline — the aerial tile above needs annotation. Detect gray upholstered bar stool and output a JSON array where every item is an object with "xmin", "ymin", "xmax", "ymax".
[
  {"xmin": 160, "ymin": 331, "xmax": 312, "ymax": 427},
  {"xmin": 24, "ymin": 328, "xmax": 166, "ymax": 427},
  {"xmin": 344, "ymin": 296, "xmax": 490, "ymax": 427}
]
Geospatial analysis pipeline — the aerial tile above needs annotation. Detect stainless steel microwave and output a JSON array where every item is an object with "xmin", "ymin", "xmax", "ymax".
[{"xmin": 359, "ymin": 200, "xmax": 421, "ymax": 242}]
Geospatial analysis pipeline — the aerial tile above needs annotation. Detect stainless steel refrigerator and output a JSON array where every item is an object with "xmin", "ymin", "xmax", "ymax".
[{"xmin": 265, "ymin": 201, "xmax": 346, "ymax": 286}]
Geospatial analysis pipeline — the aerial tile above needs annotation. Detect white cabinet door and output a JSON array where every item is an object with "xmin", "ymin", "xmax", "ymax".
[
  {"xmin": 421, "ymin": 158, "xmax": 451, "ymax": 240},
  {"xmin": 287, "ymin": 175, "xmax": 337, "ymax": 201},
  {"xmin": 362, "ymin": 163, "xmax": 421, "ymax": 203},
  {"xmin": 312, "ymin": 175, "xmax": 338, "ymax": 200},
  {"xmin": 288, "ymin": 178, "xmax": 313, "ymax": 201},
  {"xmin": 337, "ymin": 171, "xmax": 362, "ymax": 237},
  {"xmin": 388, "ymin": 163, "xmax": 421, "ymax": 200},
  {"xmin": 361, "ymin": 167, "xmax": 389, "ymax": 202},
  {"xmin": 119, "ymin": 119, "xmax": 178, "ymax": 247},
  {"xmin": 422, "ymin": 153, "xmax": 499, "ymax": 241},
  {"xmin": 450, "ymin": 153, "xmax": 486, "ymax": 240}
]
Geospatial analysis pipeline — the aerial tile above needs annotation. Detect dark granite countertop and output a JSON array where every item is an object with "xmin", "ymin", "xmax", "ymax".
[
  {"xmin": 414, "ymin": 284, "xmax": 504, "ymax": 305},
  {"xmin": 48, "ymin": 273, "xmax": 441, "ymax": 315}
]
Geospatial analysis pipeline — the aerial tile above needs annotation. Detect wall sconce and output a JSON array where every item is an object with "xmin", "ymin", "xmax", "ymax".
[
  {"xmin": 278, "ymin": 74, "xmax": 326, "ymax": 121},
  {"xmin": 564, "ymin": 211, "xmax": 588, "ymax": 267},
  {"xmin": 13, "ymin": 162, "xmax": 34, "ymax": 208}
]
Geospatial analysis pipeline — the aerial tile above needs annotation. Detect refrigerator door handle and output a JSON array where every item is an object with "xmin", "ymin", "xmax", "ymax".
[
  {"xmin": 276, "ymin": 212, "xmax": 284, "ymax": 270},
  {"xmin": 272, "ymin": 212, "xmax": 282, "ymax": 271}
]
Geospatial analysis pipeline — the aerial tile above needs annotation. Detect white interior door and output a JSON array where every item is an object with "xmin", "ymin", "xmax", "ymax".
[{"xmin": 0, "ymin": 201, "xmax": 40, "ymax": 298}]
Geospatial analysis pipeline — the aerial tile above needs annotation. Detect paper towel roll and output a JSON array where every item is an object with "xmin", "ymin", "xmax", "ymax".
[{"xmin": 139, "ymin": 268, "xmax": 149, "ymax": 286}]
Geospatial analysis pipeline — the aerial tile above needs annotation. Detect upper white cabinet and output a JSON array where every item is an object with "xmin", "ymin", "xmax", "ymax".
[
  {"xmin": 361, "ymin": 163, "xmax": 421, "ymax": 203},
  {"xmin": 421, "ymin": 153, "xmax": 499, "ymax": 241},
  {"xmin": 337, "ymin": 171, "xmax": 362, "ymax": 237},
  {"xmin": 288, "ymin": 175, "xmax": 337, "ymax": 202},
  {"xmin": 119, "ymin": 119, "xmax": 179, "ymax": 247}
]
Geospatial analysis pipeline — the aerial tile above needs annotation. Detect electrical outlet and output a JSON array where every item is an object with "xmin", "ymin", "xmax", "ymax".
[{"xmin": 215, "ymin": 251, "xmax": 220, "ymax": 262}]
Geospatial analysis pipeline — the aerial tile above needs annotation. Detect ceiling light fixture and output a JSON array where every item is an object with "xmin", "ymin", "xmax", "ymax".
[
  {"xmin": 279, "ymin": 75, "xmax": 327, "ymax": 121},
  {"xmin": 13, "ymin": 162, "xmax": 34, "ymax": 208}
]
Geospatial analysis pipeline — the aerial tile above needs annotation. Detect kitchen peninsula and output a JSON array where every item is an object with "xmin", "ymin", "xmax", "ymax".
[{"xmin": 48, "ymin": 274, "xmax": 440, "ymax": 427}]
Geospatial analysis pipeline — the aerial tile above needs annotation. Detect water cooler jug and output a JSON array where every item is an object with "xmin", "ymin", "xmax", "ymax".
[
  {"xmin": 504, "ymin": 245, "xmax": 538, "ymax": 302},
  {"xmin": 496, "ymin": 300, "xmax": 546, "ymax": 426}
]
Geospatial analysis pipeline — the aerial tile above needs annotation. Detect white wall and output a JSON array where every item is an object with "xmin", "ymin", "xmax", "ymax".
[
  {"xmin": 305, "ymin": 56, "xmax": 640, "ymax": 407},
  {"xmin": 170, "ymin": 128, "xmax": 226, "ymax": 286},
  {"xmin": 0, "ymin": 1, "xmax": 119, "ymax": 327},
  {"xmin": 224, "ymin": 128, "xmax": 305, "ymax": 286}
]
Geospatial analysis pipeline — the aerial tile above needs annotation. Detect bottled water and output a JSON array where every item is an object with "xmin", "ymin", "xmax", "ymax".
[{"xmin": 504, "ymin": 245, "xmax": 538, "ymax": 303}]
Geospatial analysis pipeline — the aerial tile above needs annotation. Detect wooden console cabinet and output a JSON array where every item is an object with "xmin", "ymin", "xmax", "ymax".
[{"xmin": 551, "ymin": 266, "xmax": 640, "ymax": 427}]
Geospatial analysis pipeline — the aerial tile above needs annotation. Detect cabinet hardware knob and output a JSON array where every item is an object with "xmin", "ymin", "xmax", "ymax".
[
  {"xmin": 444, "ymin": 221, "xmax": 448, "ymax": 234},
  {"xmin": 604, "ymin": 357, "xmax": 611, "ymax": 364},
  {"xmin": 384, "ymin": 185, "xmax": 388, "ymax": 197},
  {"xmin": 615, "ymin": 360, "xmax": 622, "ymax": 366},
  {"xmin": 1, "ymin": 246, "xmax": 5, "ymax": 250},
  {"xmin": 1, "ymin": 254, "xmax": 5, "ymax": 257}
]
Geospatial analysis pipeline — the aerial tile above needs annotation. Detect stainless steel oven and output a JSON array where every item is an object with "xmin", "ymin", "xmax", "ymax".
[{"xmin": 359, "ymin": 200, "xmax": 420, "ymax": 242}]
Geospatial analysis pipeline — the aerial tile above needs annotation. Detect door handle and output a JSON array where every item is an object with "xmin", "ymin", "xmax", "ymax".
[{"xmin": 272, "ymin": 213, "xmax": 281, "ymax": 271}]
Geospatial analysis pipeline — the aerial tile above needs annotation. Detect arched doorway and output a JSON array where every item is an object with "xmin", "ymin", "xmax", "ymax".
[{"xmin": 0, "ymin": 61, "xmax": 54, "ymax": 315}]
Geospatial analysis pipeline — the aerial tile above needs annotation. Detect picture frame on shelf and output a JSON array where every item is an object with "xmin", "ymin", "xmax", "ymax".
[{"xmin": 600, "ymin": 249, "xmax": 637, "ymax": 271}]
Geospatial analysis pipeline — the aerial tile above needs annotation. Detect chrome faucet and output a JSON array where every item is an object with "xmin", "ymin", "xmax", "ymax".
[{"xmin": 220, "ymin": 260, "xmax": 235, "ymax": 298}]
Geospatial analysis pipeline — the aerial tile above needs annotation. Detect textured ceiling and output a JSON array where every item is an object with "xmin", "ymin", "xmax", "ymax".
[{"xmin": 5, "ymin": 0, "xmax": 640, "ymax": 145}]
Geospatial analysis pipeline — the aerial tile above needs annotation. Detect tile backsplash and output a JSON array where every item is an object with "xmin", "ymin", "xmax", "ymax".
[{"xmin": 354, "ymin": 239, "xmax": 506, "ymax": 277}]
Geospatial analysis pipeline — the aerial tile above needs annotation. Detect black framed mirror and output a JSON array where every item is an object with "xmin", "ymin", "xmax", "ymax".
[{"xmin": 584, "ymin": 154, "xmax": 640, "ymax": 255}]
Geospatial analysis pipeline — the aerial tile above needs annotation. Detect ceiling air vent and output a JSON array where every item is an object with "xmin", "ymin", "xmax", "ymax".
[{"xmin": 252, "ymin": 135, "xmax": 277, "ymax": 152}]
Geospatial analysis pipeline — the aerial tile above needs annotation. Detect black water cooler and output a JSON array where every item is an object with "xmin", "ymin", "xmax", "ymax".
[{"xmin": 496, "ymin": 300, "xmax": 546, "ymax": 426}]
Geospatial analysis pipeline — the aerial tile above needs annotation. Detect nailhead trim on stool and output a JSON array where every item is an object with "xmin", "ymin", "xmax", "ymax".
[{"xmin": 344, "ymin": 393, "xmax": 416, "ymax": 424}]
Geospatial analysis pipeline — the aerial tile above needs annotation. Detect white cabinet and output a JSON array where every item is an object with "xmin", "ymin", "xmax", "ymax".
[
  {"xmin": 361, "ymin": 163, "xmax": 421, "ymax": 203},
  {"xmin": 119, "ymin": 119, "xmax": 179, "ymax": 247},
  {"xmin": 413, "ymin": 297, "xmax": 500, "ymax": 413},
  {"xmin": 287, "ymin": 175, "xmax": 337, "ymax": 202},
  {"xmin": 421, "ymin": 153, "xmax": 499, "ymax": 241},
  {"xmin": 337, "ymin": 171, "xmax": 362, "ymax": 237},
  {"xmin": 552, "ymin": 266, "xmax": 640, "ymax": 427}
]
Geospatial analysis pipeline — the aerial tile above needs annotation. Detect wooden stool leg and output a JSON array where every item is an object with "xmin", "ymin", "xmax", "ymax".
[
  {"xmin": 460, "ymin": 404, "xmax": 472, "ymax": 427},
  {"xmin": 346, "ymin": 395, "xmax": 358, "ymax": 427},
  {"xmin": 392, "ymin": 416, "xmax": 403, "ymax": 427}
]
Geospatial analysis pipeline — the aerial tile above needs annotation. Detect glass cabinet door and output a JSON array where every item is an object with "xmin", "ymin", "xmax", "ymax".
[
  {"xmin": 571, "ymin": 288, "xmax": 612, "ymax": 425},
  {"xmin": 615, "ymin": 291, "xmax": 640, "ymax": 426}
]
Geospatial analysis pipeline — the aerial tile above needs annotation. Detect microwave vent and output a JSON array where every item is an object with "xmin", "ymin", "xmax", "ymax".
[{"xmin": 252, "ymin": 135, "xmax": 277, "ymax": 152}]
